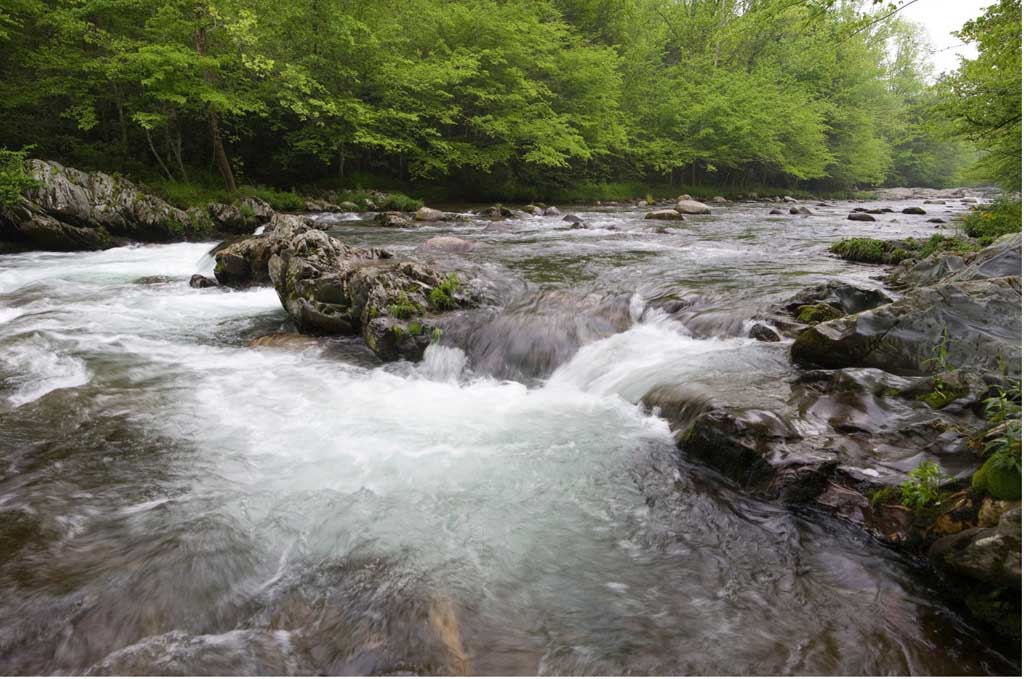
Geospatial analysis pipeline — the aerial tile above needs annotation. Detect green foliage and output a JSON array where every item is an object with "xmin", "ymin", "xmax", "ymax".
[
  {"xmin": 899, "ymin": 461, "xmax": 947, "ymax": 513},
  {"xmin": 796, "ymin": 303, "xmax": 842, "ymax": 325},
  {"xmin": 238, "ymin": 186, "xmax": 305, "ymax": 212},
  {"xmin": 407, "ymin": 321, "xmax": 424, "ymax": 336},
  {"xmin": 961, "ymin": 200, "xmax": 1022, "ymax": 244},
  {"xmin": 973, "ymin": 381, "xmax": 1023, "ymax": 500},
  {"xmin": 924, "ymin": 328, "xmax": 952, "ymax": 374},
  {"xmin": 937, "ymin": 0, "xmax": 1021, "ymax": 188},
  {"xmin": 916, "ymin": 234, "xmax": 979, "ymax": 258},
  {"xmin": 429, "ymin": 272, "xmax": 461, "ymax": 310},
  {"xmin": 0, "ymin": 0, "xmax": 984, "ymax": 197},
  {"xmin": 375, "ymin": 193, "xmax": 422, "ymax": 212},
  {"xmin": 829, "ymin": 238, "xmax": 912, "ymax": 264},
  {"xmin": 0, "ymin": 147, "xmax": 38, "ymax": 206},
  {"xmin": 386, "ymin": 293, "xmax": 421, "ymax": 320}
]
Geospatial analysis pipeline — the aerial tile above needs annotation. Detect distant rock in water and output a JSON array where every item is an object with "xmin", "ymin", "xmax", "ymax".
[
  {"xmin": 414, "ymin": 206, "xmax": 445, "ymax": 222},
  {"xmin": 675, "ymin": 199, "xmax": 711, "ymax": 215},
  {"xmin": 562, "ymin": 214, "xmax": 589, "ymax": 229},
  {"xmin": 847, "ymin": 212, "xmax": 876, "ymax": 222},
  {"xmin": 0, "ymin": 159, "xmax": 206, "ymax": 251},
  {"xmin": 417, "ymin": 236, "xmax": 476, "ymax": 253},
  {"xmin": 644, "ymin": 209, "xmax": 684, "ymax": 221},
  {"xmin": 902, "ymin": 206, "xmax": 926, "ymax": 215}
]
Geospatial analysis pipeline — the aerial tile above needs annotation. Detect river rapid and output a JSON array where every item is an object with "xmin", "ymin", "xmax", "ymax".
[{"xmin": 0, "ymin": 199, "xmax": 1017, "ymax": 675}]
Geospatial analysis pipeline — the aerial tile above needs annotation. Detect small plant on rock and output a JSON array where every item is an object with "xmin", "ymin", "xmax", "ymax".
[
  {"xmin": 386, "ymin": 292, "xmax": 420, "ymax": 319},
  {"xmin": 972, "ymin": 381, "xmax": 1022, "ymax": 500},
  {"xmin": 429, "ymin": 272, "xmax": 461, "ymax": 310},
  {"xmin": 900, "ymin": 461, "xmax": 947, "ymax": 514}
]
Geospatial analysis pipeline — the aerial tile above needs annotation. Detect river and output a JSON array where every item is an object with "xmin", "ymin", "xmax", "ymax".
[{"xmin": 0, "ymin": 199, "xmax": 1016, "ymax": 674}]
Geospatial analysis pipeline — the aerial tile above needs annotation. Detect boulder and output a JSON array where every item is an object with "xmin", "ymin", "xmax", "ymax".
[
  {"xmin": 213, "ymin": 214, "xmax": 314, "ymax": 287},
  {"xmin": 748, "ymin": 323, "xmax": 781, "ymax": 342},
  {"xmin": 927, "ymin": 218, "xmax": 946, "ymax": 224},
  {"xmin": 847, "ymin": 212, "xmax": 876, "ymax": 222},
  {"xmin": 711, "ymin": 196, "xmax": 728, "ymax": 203},
  {"xmin": 375, "ymin": 211, "xmax": 414, "ymax": 228},
  {"xmin": 188, "ymin": 274, "xmax": 217, "ymax": 289},
  {"xmin": 562, "ymin": 214, "xmax": 589, "ymax": 229},
  {"xmin": 268, "ymin": 228, "xmax": 475, "ymax": 361},
  {"xmin": 769, "ymin": 208, "xmax": 785, "ymax": 215},
  {"xmin": 0, "ymin": 159, "xmax": 207, "ymax": 250},
  {"xmin": 902, "ymin": 206, "xmax": 927, "ymax": 215},
  {"xmin": 675, "ymin": 199, "xmax": 711, "ymax": 215},
  {"xmin": 543, "ymin": 206, "xmax": 561, "ymax": 216},
  {"xmin": 477, "ymin": 205, "xmax": 515, "ymax": 219},
  {"xmin": 789, "ymin": 206, "xmax": 813, "ymax": 215},
  {"xmin": 791, "ymin": 276, "xmax": 1022, "ymax": 377},
  {"xmin": 782, "ymin": 280, "xmax": 893, "ymax": 317},
  {"xmin": 414, "ymin": 206, "xmax": 445, "ymax": 222},
  {"xmin": 644, "ymin": 209, "xmax": 684, "ymax": 221},
  {"xmin": 783, "ymin": 195, "xmax": 798, "ymax": 203},
  {"xmin": 929, "ymin": 508, "xmax": 1021, "ymax": 589},
  {"xmin": 208, "ymin": 197, "xmax": 274, "ymax": 234}
]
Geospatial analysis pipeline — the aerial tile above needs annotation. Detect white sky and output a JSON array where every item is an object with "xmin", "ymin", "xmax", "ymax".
[{"xmin": 897, "ymin": 0, "xmax": 991, "ymax": 75}]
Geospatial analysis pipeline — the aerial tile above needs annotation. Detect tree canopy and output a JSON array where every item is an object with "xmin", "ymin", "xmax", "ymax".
[{"xmin": 0, "ymin": 0, "xmax": 991, "ymax": 196}]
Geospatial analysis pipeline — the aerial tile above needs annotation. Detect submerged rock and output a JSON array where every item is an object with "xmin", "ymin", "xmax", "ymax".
[
  {"xmin": 644, "ymin": 209, "xmax": 684, "ymax": 221},
  {"xmin": 847, "ymin": 212, "xmax": 876, "ymax": 222},
  {"xmin": 902, "ymin": 206, "xmax": 927, "ymax": 215},
  {"xmin": 375, "ymin": 211, "xmax": 414, "ymax": 228},
  {"xmin": 417, "ymin": 236, "xmax": 477, "ymax": 254},
  {"xmin": 562, "ymin": 214, "xmax": 589, "ymax": 229}
]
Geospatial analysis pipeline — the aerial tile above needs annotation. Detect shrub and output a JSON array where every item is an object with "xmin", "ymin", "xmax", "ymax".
[
  {"xmin": 0, "ymin": 147, "xmax": 39, "ymax": 206},
  {"xmin": 386, "ymin": 292, "xmax": 420, "ymax": 319},
  {"xmin": 376, "ymin": 192, "xmax": 423, "ymax": 212},
  {"xmin": 961, "ymin": 200, "xmax": 1022, "ymax": 244},
  {"xmin": 972, "ymin": 381, "xmax": 1022, "ymax": 500}
]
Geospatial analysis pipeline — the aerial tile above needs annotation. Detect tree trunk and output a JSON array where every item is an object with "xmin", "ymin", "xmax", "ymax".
[
  {"xmin": 145, "ymin": 128, "xmax": 175, "ymax": 181},
  {"xmin": 194, "ymin": 22, "xmax": 237, "ymax": 193}
]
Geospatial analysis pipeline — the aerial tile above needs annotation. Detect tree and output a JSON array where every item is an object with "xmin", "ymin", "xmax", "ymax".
[{"xmin": 938, "ymin": 0, "xmax": 1021, "ymax": 188}]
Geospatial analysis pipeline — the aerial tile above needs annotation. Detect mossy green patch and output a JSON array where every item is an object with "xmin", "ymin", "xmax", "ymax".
[
  {"xmin": 796, "ymin": 303, "xmax": 842, "ymax": 324},
  {"xmin": 429, "ymin": 272, "xmax": 461, "ymax": 310},
  {"xmin": 972, "ymin": 456, "xmax": 1022, "ymax": 501}
]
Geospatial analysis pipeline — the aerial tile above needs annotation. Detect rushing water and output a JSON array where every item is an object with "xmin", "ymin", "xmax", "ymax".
[{"xmin": 0, "ymin": 200, "xmax": 1017, "ymax": 675}]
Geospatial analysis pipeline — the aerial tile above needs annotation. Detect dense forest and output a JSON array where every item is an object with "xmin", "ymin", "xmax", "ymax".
[{"xmin": 0, "ymin": 0, "xmax": 1019, "ymax": 200}]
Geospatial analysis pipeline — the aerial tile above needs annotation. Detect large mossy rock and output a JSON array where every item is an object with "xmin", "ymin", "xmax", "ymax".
[
  {"xmin": 782, "ymin": 280, "xmax": 893, "ymax": 317},
  {"xmin": 791, "ymin": 276, "xmax": 1021, "ymax": 377},
  {"xmin": 0, "ymin": 160, "xmax": 205, "ymax": 250},
  {"xmin": 208, "ymin": 197, "xmax": 274, "ymax": 234},
  {"xmin": 267, "ymin": 227, "xmax": 476, "ymax": 361}
]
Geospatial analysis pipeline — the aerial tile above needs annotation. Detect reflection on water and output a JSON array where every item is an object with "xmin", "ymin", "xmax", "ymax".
[{"xmin": 0, "ymin": 201, "xmax": 1017, "ymax": 675}]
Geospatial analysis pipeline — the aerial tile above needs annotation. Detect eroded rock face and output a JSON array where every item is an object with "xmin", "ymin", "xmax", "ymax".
[
  {"xmin": 0, "ymin": 160, "xmax": 200, "ymax": 250},
  {"xmin": 791, "ymin": 276, "xmax": 1022, "ymax": 377},
  {"xmin": 267, "ymin": 227, "xmax": 478, "ymax": 361}
]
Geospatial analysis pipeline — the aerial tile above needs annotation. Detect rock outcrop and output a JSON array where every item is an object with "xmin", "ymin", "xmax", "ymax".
[
  {"xmin": 267, "ymin": 227, "xmax": 478, "ymax": 361},
  {"xmin": 0, "ymin": 160, "xmax": 206, "ymax": 250},
  {"xmin": 213, "ymin": 214, "xmax": 313, "ymax": 287}
]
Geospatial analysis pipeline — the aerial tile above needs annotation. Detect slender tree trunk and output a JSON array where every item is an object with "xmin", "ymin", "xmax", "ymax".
[
  {"xmin": 338, "ymin": 147, "xmax": 345, "ymax": 180},
  {"xmin": 194, "ymin": 22, "xmax": 237, "ymax": 193},
  {"xmin": 169, "ymin": 122, "xmax": 189, "ymax": 183},
  {"xmin": 145, "ymin": 128, "xmax": 175, "ymax": 181}
]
